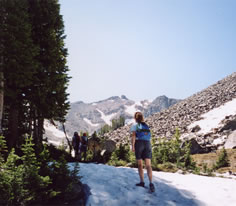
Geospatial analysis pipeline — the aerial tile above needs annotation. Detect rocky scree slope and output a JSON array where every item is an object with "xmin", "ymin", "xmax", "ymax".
[{"xmin": 105, "ymin": 72, "xmax": 236, "ymax": 151}]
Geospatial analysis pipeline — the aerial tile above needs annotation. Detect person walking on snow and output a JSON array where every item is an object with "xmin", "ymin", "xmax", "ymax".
[
  {"xmin": 81, "ymin": 132, "xmax": 88, "ymax": 162},
  {"xmin": 130, "ymin": 111, "xmax": 155, "ymax": 192},
  {"xmin": 72, "ymin": 132, "xmax": 81, "ymax": 160}
]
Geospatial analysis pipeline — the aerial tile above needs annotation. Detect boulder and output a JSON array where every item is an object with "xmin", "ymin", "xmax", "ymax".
[
  {"xmin": 224, "ymin": 130, "xmax": 236, "ymax": 149},
  {"xmin": 220, "ymin": 119, "xmax": 236, "ymax": 132},
  {"xmin": 181, "ymin": 138, "xmax": 204, "ymax": 154},
  {"xmin": 190, "ymin": 125, "xmax": 201, "ymax": 132},
  {"xmin": 102, "ymin": 140, "xmax": 116, "ymax": 153},
  {"xmin": 88, "ymin": 137, "xmax": 101, "ymax": 152}
]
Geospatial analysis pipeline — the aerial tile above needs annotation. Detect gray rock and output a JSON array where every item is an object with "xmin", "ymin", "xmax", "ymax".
[
  {"xmin": 220, "ymin": 119, "xmax": 236, "ymax": 132},
  {"xmin": 224, "ymin": 130, "xmax": 236, "ymax": 149},
  {"xmin": 102, "ymin": 140, "xmax": 116, "ymax": 153},
  {"xmin": 181, "ymin": 138, "xmax": 204, "ymax": 154},
  {"xmin": 191, "ymin": 125, "xmax": 201, "ymax": 132}
]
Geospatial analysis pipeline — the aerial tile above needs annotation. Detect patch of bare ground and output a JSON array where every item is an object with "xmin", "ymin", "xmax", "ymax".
[{"xmin": 192, "ymin": 149, "xmax": 236, "ymax": 173}]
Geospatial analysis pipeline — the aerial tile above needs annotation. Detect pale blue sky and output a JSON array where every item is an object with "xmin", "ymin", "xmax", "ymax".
[{"xmin": 59, "ymin": 0, "xmax": 236, "ymax": 103}]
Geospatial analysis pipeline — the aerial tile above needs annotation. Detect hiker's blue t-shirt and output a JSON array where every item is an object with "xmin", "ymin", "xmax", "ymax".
[
  {"xmin": 130, "ymin": 123, "xmax": 140, "ymax": 133},
  {"xmin": 130, "ymin": 123, "xmax": 151, "ymax": 141}
]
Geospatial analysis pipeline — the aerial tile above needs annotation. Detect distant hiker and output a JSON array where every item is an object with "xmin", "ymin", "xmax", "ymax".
[
  {"xmin": 81, "ymin": 132, "xmax": 88, "ymax": 161},
  {"xmin": 130, "ymin": 112, "xmax": 155, "ymax": 192},
  {"xmin": 72, "ymin": 132, "xmax": 81, "ymax": 160}
]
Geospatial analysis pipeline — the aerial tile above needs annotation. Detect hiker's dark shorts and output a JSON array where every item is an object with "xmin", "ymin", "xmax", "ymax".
[{"xmin": 135, "ymin": 140, "xmax": 152, "ymax": 160}]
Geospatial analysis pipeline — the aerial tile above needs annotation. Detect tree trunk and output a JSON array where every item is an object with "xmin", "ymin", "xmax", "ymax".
[
  {"xmin": 0, "ymin": 72, "xmax": 4, "ymax": 135},
  {"xmin": 37, "ymin": 116, "xmax": 44, "ymax": 153},
  {"xmin": 62, "ymin": 122, "xmax": 72, "ymax": 155},
  {"xmin": 33, "ymin": 109, "xmax": 39, "ymax": 144},
  {"xmin": 7, "ymin": 104, "xmax": 19, "ymax": 150}
]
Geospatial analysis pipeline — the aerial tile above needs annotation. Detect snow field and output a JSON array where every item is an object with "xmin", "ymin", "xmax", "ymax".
[{"xmin": 70, "ymin": 163, "xmax": 236, "ymax": 206}]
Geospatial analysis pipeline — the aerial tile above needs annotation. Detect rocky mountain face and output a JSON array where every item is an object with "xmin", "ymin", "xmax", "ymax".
[
  {"xmin": 64, "ymin": 95, "xmax": 179, "ymax": 136},
  {"xmin": 106, "ymin": 73, "xmax": 236, "ymax": 152}
]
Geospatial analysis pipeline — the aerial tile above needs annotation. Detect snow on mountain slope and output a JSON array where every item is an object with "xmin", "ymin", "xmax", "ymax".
[
  {"xmin": 188, "ymin": 98, "xmax": 236, "ymax": 134},
  {"xmin": 125, "ymin": 103, "xmax": 141, "ymax": 116},
  {"xmin": 83, "ymin": 118, "xmax": 100, "ymax": 127},
  {"xmin": 96, "ymin": 109, "xmax": 117, "ymax": 126},
  {"xmin": 74, "ymin": 163, "xmax": 236, "ymax": 206},
  {"xmin": 43, "ymin": 120, "xmax": 69, "ymax": 146}
]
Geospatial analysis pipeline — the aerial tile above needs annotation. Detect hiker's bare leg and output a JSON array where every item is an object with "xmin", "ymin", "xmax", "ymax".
[
  {"xmin": 84, "ymin": 150, "xmax": 87, "ymax": 161},
  {"xmin": 78, "ymin": 151, "xmax": 81, "ymax": 161},
  {"xmin": 137, "ymin": 159, "xmax": 144, "ymax": 182},
  {"xmin": 145, "ymin": 158, "xmax": 152, "ymax": 183}
]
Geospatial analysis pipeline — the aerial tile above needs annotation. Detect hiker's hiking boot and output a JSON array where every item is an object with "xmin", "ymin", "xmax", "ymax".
[
  {"xmin": 149, "ymin": 183, "xmax": 155, "ymax": 192},
  {"xmin": 136, "ymin": 182, "xmax": 145, "ymax": 187}
]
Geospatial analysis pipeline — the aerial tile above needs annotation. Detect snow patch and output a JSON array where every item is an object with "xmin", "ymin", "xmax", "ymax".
[
  {"xmin": 188, "ymin": 98, "xmax": 236, "ymax": 134},
  {"xmin": 125, "ymin": 102, "xmax": 142, "ymax": 116},
  {"xmin": 212, "ymin": 136, "xmax": 226, "ymax": 146},
  {"xmin": 44, "ymin": 120, "xmax": 67, "ymax": 146},
  {"xmin": 125, "ymin": 118, "xmax": 135, "ymax": 125},
  {"xmin": 135, "ymin": 101, "xmax": 142, "ymax": 107},
  {"xmin": 96, "ymin": 109, "xmax": 117, "ymax": 125},
  {"xmin": 142, "ymin": 99, "xmax": 152, "ymax": 108},
  {"xmin": 44, "ymin": 120, "xmax": 65, "ymax": 138},
  {"xmin": 83, "ymin": 118, "xmax": 100, "ymax": 127}
]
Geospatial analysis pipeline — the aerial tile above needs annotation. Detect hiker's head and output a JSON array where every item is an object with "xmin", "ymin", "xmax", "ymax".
[
  {"xmin": 83, "ymin": 133, "xmax": 87, "ymax": 136},
  {"xmin": 134, "ymin": 112, "xmax": 144, "ymax": 123},
  {"xmin": 74, "ymin": 132, "xmax": 78, "ymax": 136}
]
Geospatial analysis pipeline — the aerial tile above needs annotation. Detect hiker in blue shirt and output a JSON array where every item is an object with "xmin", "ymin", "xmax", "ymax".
[
  {"xmin": 81, "ymin": 133, "xmax": 88, "ymax": 162},
  {"xmin": 130, "ymin": 112, "xmax": 155, "ymax": 192}
]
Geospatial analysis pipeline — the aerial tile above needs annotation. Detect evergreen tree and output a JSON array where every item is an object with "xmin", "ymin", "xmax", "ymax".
[
  {"xmin": 27, "ymin": 0, "xmax": 70, "ymax": 151},
  {"xmin": 215, "ymin": 147, "xmax": 229, "ymax": 169},
  {"xmin": 0, "ymin": 0, "xmax": 38, "ymax": 150}
]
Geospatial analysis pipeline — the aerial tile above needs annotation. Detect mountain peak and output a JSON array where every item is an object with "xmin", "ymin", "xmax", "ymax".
[{"xmin": 121, "ymin": 95, "xmax": 128, "ymax": 100}]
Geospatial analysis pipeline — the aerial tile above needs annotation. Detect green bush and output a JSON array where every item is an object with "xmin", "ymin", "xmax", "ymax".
[
  {"xmin": 47, "ymin": 144, "xmax": 73, "ymax": 162},
  {"xmin": 0, "ymin": 136, "xmax": 8, "ymax": 163},
  {"xmin": 108, "ymin": 143, "xmax": 136, "ymax": 167},
  {"xmin": 0, "ymin": 137, "xmax": 51, "ymax": 205},
  {"xmin": 108, "ymin": 129, "xmax": 197, "ymax": 172},
  {"xmin": 47, "ymin": 157, "xmax": 81, "ymax": 202},
  {"xmin": 214, "ymin": 147, "xmax": 229, "ymax": 170},
  {"xmin": 152, "ymin": 128, "xmax": 196, "ymax": 170},
  {"xmin": 0, "ymin": 136, "xmax": 82, "ymax": 205}
]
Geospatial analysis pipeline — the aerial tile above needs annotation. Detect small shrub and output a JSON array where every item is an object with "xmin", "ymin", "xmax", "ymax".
[
  {"xmin": 0, "ymin": 135, "xmax": 8, "ymax": 163},
  {"xmin": 47, "ymin": 144, "xmax": 73, "ymax": 162},
  {"xmin": 215, "ymin": 147, "xmax": 229, "ymax": 169},
  {"xmin": 108, "ymin": 143, "xmax": 133, "ymax": 167},
  {"xmin": 0, "ymin": 137, "xmax": 50, "ymax": 205},
  {"xmin": 0, "ymin": 136, "xmax": 82, "ymax": 205},
  {"xmin": 152, "ymin": 128, "xmax": 197, "ymax": 171},
  {"xmin": 48, "ymin": 157, "xmax": 81, "ymax": 202}
]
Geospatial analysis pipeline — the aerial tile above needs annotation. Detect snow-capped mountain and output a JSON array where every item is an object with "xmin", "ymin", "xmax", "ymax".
[{"xmin": 64, "ymin": 95, "xmax": 179, "ymax": 136}]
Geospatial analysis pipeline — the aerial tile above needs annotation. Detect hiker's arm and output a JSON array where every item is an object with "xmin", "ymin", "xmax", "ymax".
[{"xmin": 132, "ymin": 132, "xmax": 136, "ymax": 152}]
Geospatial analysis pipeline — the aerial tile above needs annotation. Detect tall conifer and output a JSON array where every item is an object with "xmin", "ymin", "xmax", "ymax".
[
  {"xmin": 28, "ymin": 0, "xmax": 70, "ymax": 150},
  {"xmin": 0, "ymin": 0, "xmax": 38, "ymax": 149}
]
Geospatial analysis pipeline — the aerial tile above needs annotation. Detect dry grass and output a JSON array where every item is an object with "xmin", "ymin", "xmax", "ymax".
[{"xmin": 191, "ymin": 149, "xmax": 236, "ymax": 173}]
